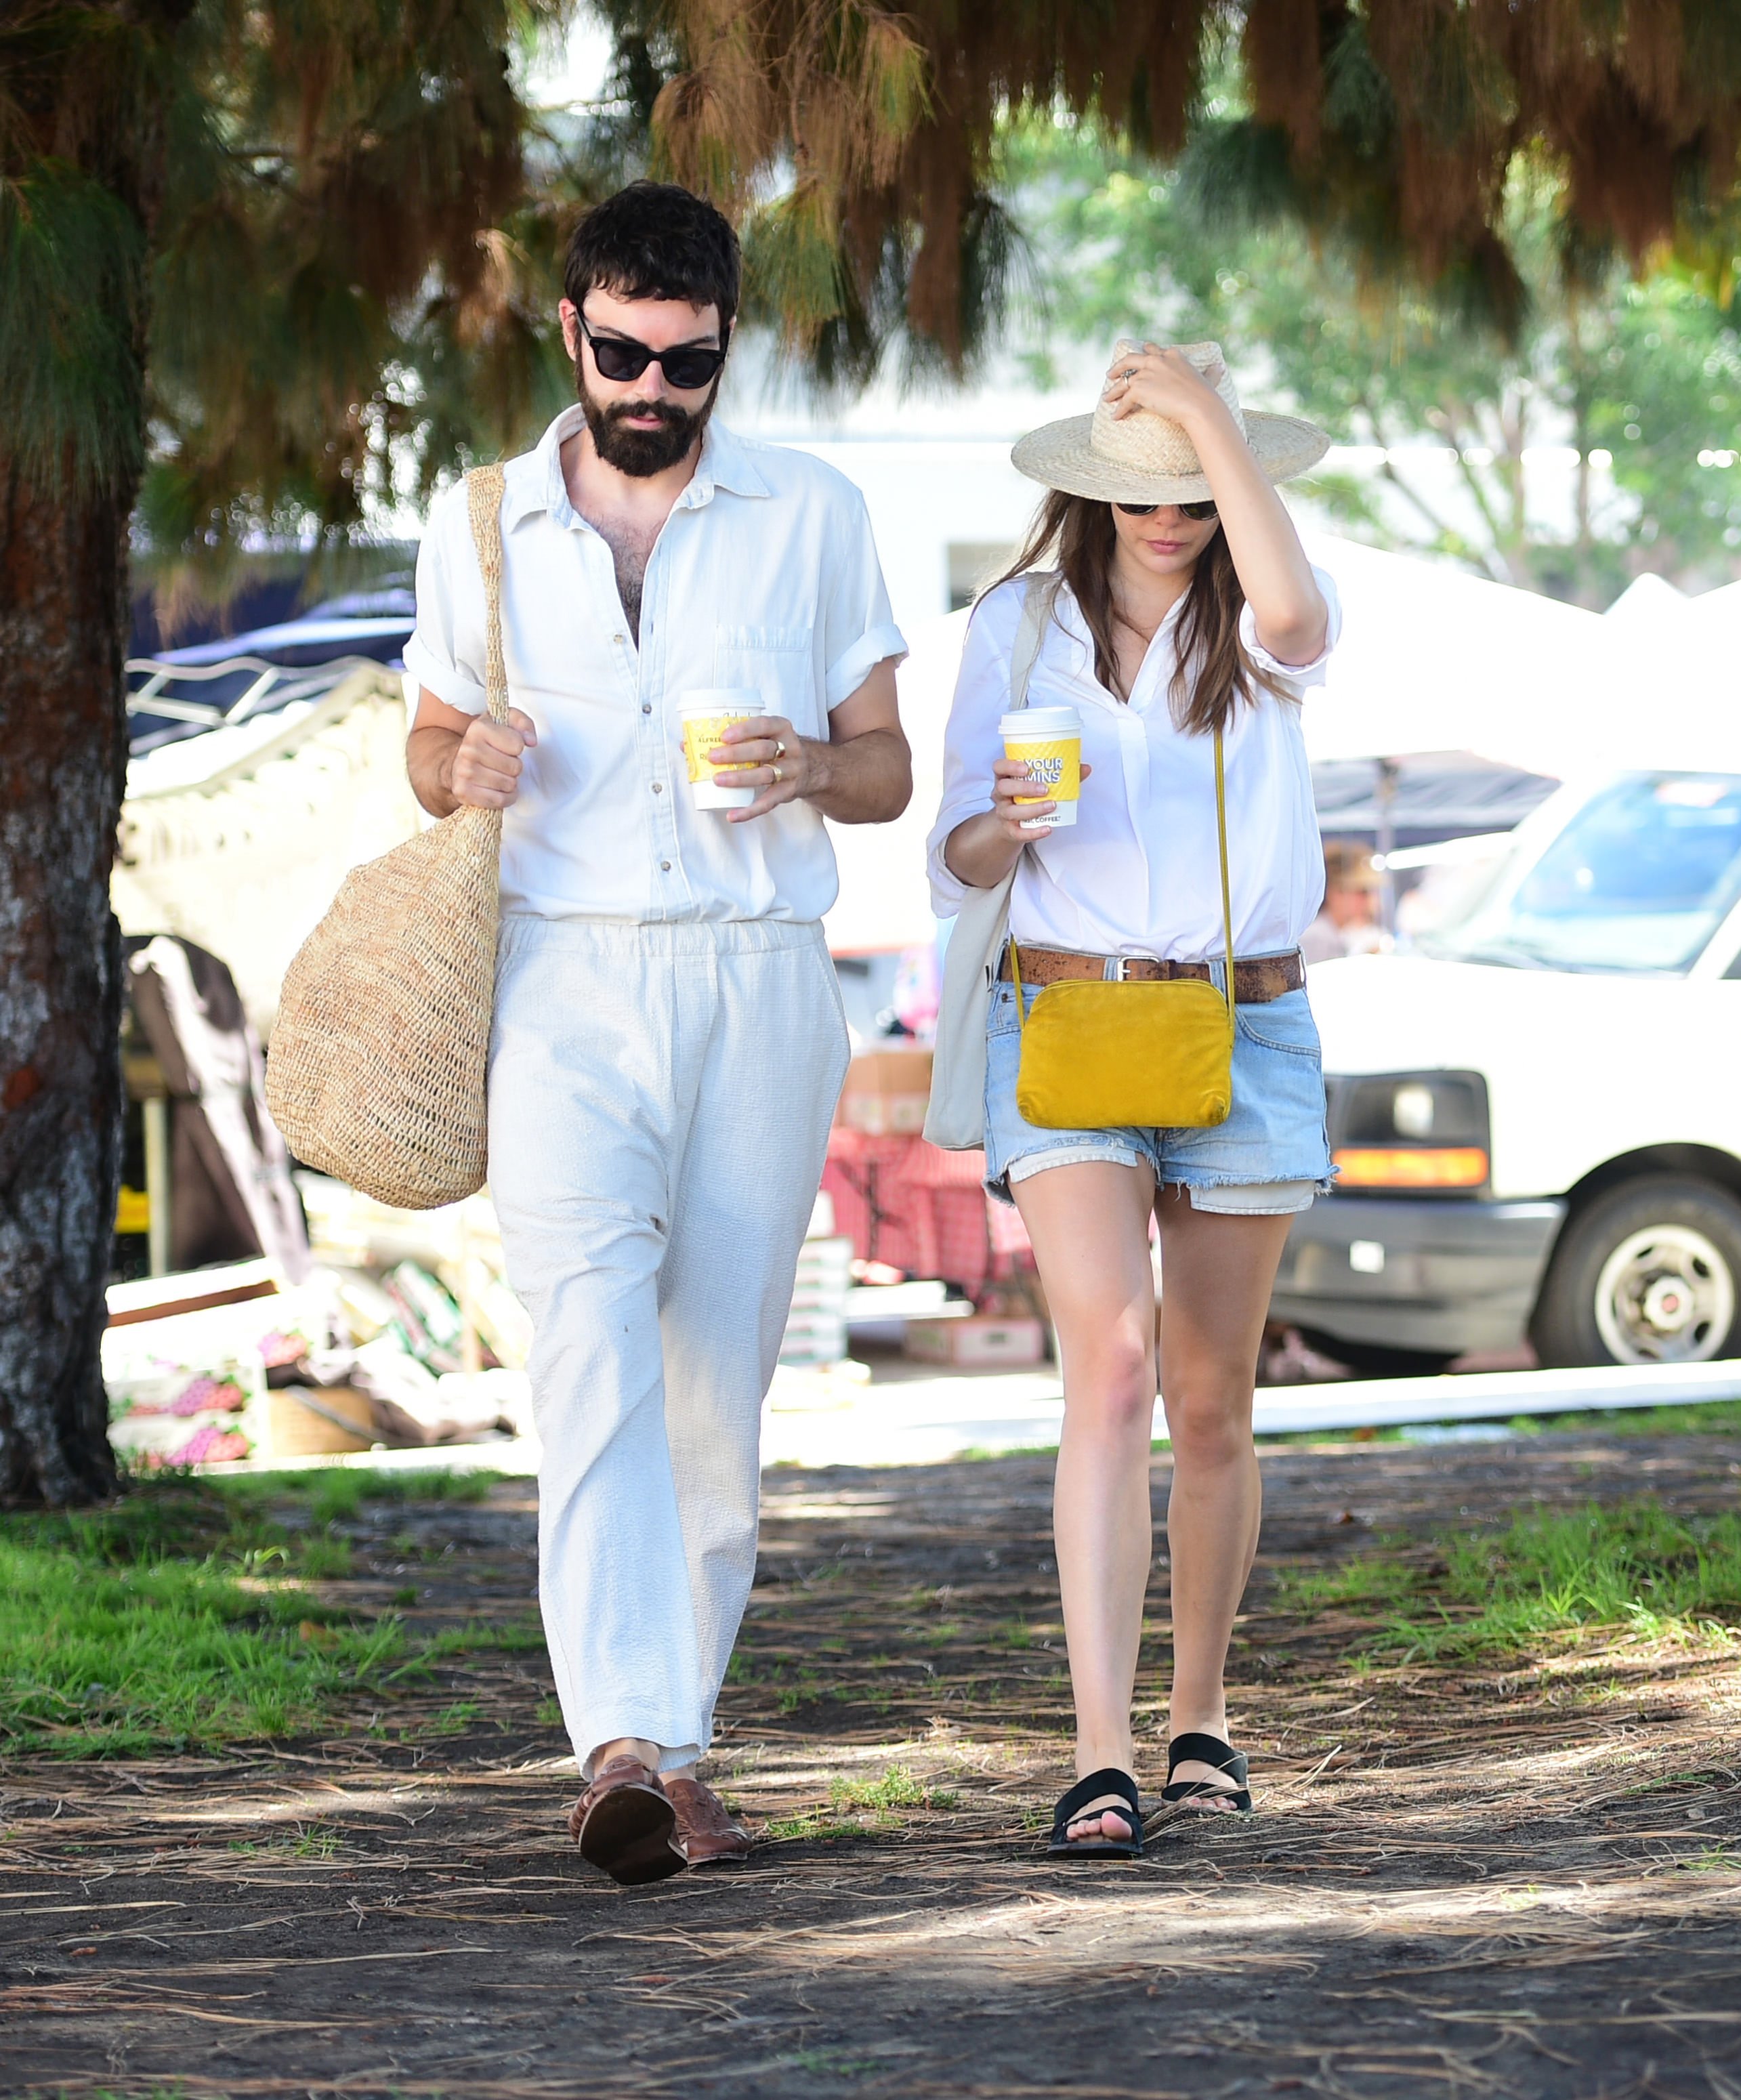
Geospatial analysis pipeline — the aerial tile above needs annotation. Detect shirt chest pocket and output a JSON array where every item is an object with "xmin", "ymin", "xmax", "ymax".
[{"xmin": 713, "ymin": 623, "xmax": 818, "ymax": 736}]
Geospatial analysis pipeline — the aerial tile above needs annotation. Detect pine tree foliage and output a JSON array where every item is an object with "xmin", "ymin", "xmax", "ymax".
[
  {"xmin": 142, "ymin": 1, "xmax": 576, "ymax": 614},
  {"xmin": 645, "ymin": 0, "xmax": 1741, "ymax": 364},
  {"xmin": 2, "ymin": 0, "xmax": 576, "ymax": 618}
]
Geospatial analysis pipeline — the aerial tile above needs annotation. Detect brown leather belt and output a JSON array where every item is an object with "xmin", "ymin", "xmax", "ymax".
[{"xmin": 999, "ymin": 943, "xmax": 1305, "ymax": 1003}]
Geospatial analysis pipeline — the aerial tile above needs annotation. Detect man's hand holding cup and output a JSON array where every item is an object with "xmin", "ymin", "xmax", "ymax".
[
  {"xmin": 448, "ymin": 709, "xmax": 538, "ymax": 810},
  {"xmin": 716, "ymin": 713, "xmax": 813, "ymax": 823}
]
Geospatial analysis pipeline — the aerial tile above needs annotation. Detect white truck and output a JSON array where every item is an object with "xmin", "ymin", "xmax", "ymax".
[{"xmin": 1272, "ymin": 768, "xmax": 1741, "ymax": 1372}]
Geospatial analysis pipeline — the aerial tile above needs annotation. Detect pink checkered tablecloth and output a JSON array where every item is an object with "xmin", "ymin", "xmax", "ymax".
[{"xmin": 822, "ymin": 1129, "xmax": 1032, "ymax": 1292}]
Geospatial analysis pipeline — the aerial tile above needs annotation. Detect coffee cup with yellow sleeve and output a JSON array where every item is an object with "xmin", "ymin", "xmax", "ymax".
[
  {"xmin": 680, "ymin": 690, "xmax": 766, "ymax": 810},
  {"xmin": 999, "ymin": 705, "xmax": 1083, "ymax": 828}
]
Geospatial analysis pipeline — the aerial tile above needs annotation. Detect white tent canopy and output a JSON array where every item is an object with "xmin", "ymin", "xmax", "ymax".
[
  {"xmin": 1501, "ymin": 570, "xmax": 1741, "ymax": 776},
  {"xmin": 114, "ymin": 666, "xmax": 425, "ymax": 1038},
  {"xmin": 1295, "ymin": 531, "xmax": 1608, "ymax": 768}
]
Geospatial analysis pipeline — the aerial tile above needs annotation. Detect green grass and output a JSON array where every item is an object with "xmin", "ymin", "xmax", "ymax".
[
  {"xmin": 296, "ymin": 1534, "xmax": 354, "ymax": 1579},
  {"xmin": 957, "ymin": 1396, "xmax": 1741, "ymax": 1465},
  {"xmin": 0, "ymin": 1473, "xmax": 524, "ymax": 1758},
  {"xmin": 417, "ymin": 1700, "xmax": 482, "ymax": 1738},
  {"xmin": 228, "ymin": 1824, "xmax": 343, "ymax": 1860},
  {"xmin": 0, "ymin": 1532, "xmax": 409, "ymax": 1756},
  {"xmin": 1497, "ymin": 1397, "xmax": 1741, "ymax": 1439},
  {"xmin": 419, "ymin": 1618, "xmax": 547, "ymax": 1658},
  {"xmin": 833, "ymin": 1765, "xmax": 957, "ymax": 1813},
  {"xmin": 765, "ymin": 1763, "xmax": 959, "ymax": 1840},
  {"xmin": 1278, "ymin": 1499, "xmax": 1741, "ymax": 1662},
  {"xmin": 206, "ymin": 1466, "xmax": 499, "ymax": 1526}
]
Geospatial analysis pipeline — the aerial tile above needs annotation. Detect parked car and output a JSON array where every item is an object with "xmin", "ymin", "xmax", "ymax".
[{"xmin": 1273, "ymin": 769, "xmax": 1741, "ymax": 1372}]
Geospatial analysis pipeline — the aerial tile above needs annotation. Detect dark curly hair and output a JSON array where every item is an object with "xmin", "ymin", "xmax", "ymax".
[{"xmin": 562, "ymin": 181, "xmax": 741, "ymax": 337}]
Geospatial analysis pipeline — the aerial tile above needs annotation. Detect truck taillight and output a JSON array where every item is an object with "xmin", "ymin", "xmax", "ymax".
[
  {"xmin": 1333, "ymin": 1146, "xmax": 1490, "ymax": 1188},
  {"xmin": 1324, "ymin": 1071, "xmax": 1493, "ymax": 1192}
]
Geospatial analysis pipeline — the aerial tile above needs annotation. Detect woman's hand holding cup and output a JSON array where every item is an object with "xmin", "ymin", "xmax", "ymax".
[{"xmin": 989, "ymin": 753, "xmax": 1091, "ymax": 842}]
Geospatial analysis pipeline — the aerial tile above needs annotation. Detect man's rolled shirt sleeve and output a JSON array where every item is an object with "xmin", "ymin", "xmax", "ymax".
[
  {"xmin": 403, "ymin": 485, "xmax": 490, "ymax": 717},
  {"xmin": 822, "ymin": 488, "xmax": 907, "ymax": 711}
]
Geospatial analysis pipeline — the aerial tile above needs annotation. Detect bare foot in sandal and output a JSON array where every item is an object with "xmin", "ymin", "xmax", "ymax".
[
  {"xmin": 1160, "ymin": 1731, "xmax": 1252, "ymax": 1815},
  {"xmin": 1048, "ymin": 1765, "xmax": 1144, "ymax": 1857}
]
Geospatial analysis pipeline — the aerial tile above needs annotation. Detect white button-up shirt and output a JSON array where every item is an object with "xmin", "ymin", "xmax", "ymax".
[
  {"xmin": 927, "ymin": 568, "xmax": 1342, "ymax": 961},
  {"xmin": 405, "ymin": 407, "xmax": 906, "ymax": 923}
]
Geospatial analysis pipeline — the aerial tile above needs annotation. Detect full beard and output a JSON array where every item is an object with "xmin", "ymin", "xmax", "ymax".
[{"xmin": 576, "ymin": 363, "xmax": 718, "ymax": 478}]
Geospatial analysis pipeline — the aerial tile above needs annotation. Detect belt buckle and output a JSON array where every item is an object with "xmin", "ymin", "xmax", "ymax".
[{"xmin": 1104, "ymin": 953, "xmax": 1157, "ymax": 983}]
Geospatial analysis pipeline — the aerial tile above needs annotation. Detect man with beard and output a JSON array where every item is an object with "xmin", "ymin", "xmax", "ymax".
[{"xmin": 404, "ymin": 182, "xmax": 910, "ymax": 1883}]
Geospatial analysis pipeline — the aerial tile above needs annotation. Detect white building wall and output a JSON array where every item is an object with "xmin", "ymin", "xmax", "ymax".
[{"xmin": 781, "ymin": 440, "xmax": 1036, "ymax": 637}]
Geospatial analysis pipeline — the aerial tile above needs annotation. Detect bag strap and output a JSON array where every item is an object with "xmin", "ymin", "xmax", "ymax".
[
  {"xmin": 1005, "ymin": 571, "xmax": 1061, "ymax": 1003},
  {"xmin": 1213, "ymin": 728, "xmax": 1235, "ymax": 1030},
  {"xmin": 465, "ymin": 464, "xmax": 510, "ymax": 726},
  {"xmin": 1009, "ymin": 569, "xmax": 1060, "ymax": 713}
]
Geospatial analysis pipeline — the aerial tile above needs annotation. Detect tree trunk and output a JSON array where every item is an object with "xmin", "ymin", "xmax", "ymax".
[
  {"xmin": 0, "ymin": 0, "xmax": 190, "ymax": 1505},
  {"xmin": 0, "ymin": 465, "xmax": 132, "ymax": 1504}
]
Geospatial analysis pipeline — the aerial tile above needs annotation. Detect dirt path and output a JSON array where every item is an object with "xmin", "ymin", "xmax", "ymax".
[{"xmin": 5, "ymin": 1432, "xmax": 1740, "ymax": 2099}]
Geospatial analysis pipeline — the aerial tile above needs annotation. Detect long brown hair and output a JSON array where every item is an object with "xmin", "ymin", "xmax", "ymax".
[{"xmin": 992, "ymin": 489, "xmax": 1291, "ymax": 734}]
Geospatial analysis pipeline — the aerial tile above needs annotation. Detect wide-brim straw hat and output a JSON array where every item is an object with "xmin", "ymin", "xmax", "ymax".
[{"xmin": 1011, "ymin": 338, "xmax": 1330, "ymax": 506}]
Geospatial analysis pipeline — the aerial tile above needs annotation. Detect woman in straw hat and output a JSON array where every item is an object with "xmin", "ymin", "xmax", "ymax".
[{"xmin": 927, "ymin": 341, "xmax": 1339, "ymax": 1857}]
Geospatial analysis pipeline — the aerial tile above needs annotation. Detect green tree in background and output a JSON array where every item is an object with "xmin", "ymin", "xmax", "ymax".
[{"xmin": 999, "ymin": 117, "xmax": 1741, "ymax": 605}]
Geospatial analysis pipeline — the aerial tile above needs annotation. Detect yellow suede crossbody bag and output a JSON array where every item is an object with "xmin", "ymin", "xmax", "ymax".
[{"xmin": 1011, "ymin": 730, "xmax": 1236, "ymax": 1130}]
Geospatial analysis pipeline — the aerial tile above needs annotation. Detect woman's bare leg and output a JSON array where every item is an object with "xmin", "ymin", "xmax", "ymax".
[
  {"xmin": 1010, "ymin": 1160, "xmax": 1158, "ymax": 1843},
  {"xmin": 1152, "ymin": 1196, "xmax": 1293, "ymax": 1801}
]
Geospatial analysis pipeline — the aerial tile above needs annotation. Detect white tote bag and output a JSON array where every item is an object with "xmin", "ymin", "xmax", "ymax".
[{"xmin": 922, "ymin": 570, "xmax": 1060, "ymax": 1150}]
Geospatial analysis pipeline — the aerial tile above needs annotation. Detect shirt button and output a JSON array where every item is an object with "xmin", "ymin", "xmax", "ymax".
[
  {"xmin": 651, "ymin": 781, "xmax": 663, "ymax": 794},
  {"xmin": 641, "ymin": 702, "xmax": 652, "ymax": 715},
  {"xmin": 613, "ymin": 632, "xmax": 626, "ymax": 644},
  {"xmin": 659, "ymin": 860, "xmax": 671, "ymax": 873}
]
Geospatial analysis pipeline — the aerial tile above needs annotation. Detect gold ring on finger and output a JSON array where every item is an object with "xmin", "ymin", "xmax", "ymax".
[
  {"xmin": 774, "ymin": 738, "xmax": 787, "ymax": 759},
  {"xmin": 772, "ymin": 764, "xmax": 784, "ymax": 784}
]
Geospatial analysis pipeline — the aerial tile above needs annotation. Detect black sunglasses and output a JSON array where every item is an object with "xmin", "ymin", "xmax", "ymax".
[
  {"xmin": 1116, "ymin": 499, "xmax": 1219, "ymax": 522},
  {"xmin": 577, "ymin": 309, "xmax": 729, "ymax": 392}
]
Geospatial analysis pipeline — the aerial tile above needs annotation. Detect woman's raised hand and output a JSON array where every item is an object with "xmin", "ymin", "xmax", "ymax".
[{"xmin": 1102, "ymin": 343, "xmax": 1230, "ymax": 427}]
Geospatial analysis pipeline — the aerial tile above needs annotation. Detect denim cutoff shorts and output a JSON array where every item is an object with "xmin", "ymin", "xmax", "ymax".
[{"xmin": 982, "ymin": 967, "xmax": 1335, "ymax": 1215}]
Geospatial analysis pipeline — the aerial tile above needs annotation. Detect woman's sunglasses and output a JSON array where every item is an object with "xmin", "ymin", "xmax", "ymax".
[
  {"xmin": 578, "ymin": 310, "xmax": 729, "ymax": 392},
  {"xmin": 1116, "ymin": 499, "xmax": 1219, "ymax": 522}
]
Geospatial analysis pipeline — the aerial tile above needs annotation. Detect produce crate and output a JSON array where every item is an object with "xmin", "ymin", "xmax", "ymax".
[
  {"xmin": 835, "ymin": 1047, "xmax": 934, "ymax": 1135},
  {"xmin": 903, "ymin": 1315, "xmax": 1047, "ymax": 1368}
]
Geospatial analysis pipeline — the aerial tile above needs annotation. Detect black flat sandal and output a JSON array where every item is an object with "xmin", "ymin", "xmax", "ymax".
[
  {"xmin": 1046, "ymin": 1767, "xmax": 1145, "ymax": 1860},
  {"xmin": 1154, "ymin": 1731, "xmax": 1253, "ymax": 1820}
]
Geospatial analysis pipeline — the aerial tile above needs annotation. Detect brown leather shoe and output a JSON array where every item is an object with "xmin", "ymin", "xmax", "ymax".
[
  {"xmin": 665, "ymin": 1776, "xmax": 754, "ymax": 1864},
  {"xmin": 568, "ymin": 1756, "xmax": 686, "ymax": 1885}
]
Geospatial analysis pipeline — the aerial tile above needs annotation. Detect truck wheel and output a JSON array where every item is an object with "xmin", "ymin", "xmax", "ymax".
[
  {"xmin": 1295, "ymin": 1328, "xmax": 1457, "ymax": 1379},
  {"xmin": 1530, "ymin": 1178, "xmax": 1741, "ymax": 1368}
]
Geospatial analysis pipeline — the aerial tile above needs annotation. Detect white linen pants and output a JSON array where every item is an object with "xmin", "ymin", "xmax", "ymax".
[{"xmin": 488, "ymin": 915, "xmax": 849, "ymax": 1776}]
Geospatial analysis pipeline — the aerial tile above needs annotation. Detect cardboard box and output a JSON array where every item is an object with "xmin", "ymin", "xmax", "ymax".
[
  {"xmin": 836, "ymin": 1047, "xmax": 934, "ymax": 1136},
  {"xmin": 903, "ymin": 1316, "xmax": 1047, "ymax": 1368}
]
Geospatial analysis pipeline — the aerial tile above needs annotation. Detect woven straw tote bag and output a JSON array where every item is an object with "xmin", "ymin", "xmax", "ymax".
[{"xmin": 265, "ymin": 465, "xmax": 510, "ymax": 1209}]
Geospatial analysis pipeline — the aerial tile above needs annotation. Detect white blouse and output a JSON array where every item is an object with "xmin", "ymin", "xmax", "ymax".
[{"xmin": 926, "ymin": 568, "xmax": 1342, "ymax": 962}]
